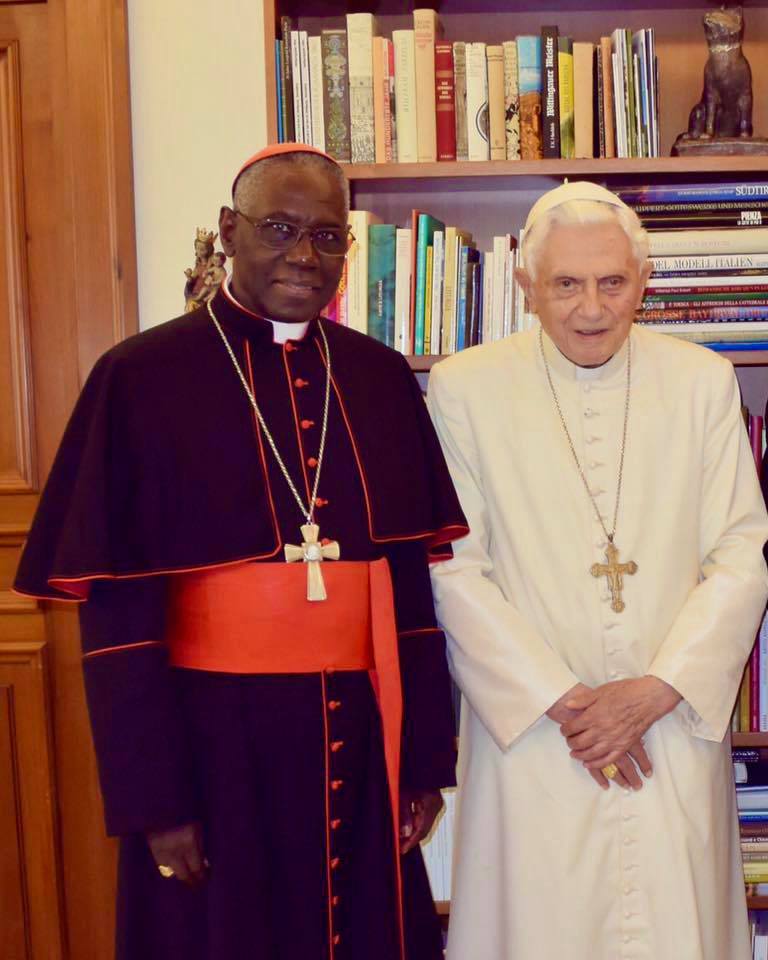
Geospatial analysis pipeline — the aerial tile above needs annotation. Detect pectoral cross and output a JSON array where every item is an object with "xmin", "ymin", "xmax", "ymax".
[
  {"xmin": 590, "ymin": 541, "xmax": 638, "ymax": 614},
  {"xmin": 284, "ymin": 523, "xmax": 340, "ymax": 602}
]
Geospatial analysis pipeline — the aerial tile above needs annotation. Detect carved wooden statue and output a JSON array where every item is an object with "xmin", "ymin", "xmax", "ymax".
[{"xmin": 184, "ymin": 228, "xmax": 228, "ymax": 312}]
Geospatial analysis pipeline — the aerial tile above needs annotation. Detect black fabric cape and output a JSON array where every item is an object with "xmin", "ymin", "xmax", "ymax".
[{"xmin": 16, "ymin": 290, "xmax": 468, "ymax": 960}]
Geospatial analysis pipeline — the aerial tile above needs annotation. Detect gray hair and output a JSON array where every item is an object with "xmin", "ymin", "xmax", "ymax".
[
  {"xmin": 522, "ymin": 200, "xmax": 649, "ymax": 280},
  {"xmin": 233, "ymin": 152, "xmax": 350, "ymax": 217}
]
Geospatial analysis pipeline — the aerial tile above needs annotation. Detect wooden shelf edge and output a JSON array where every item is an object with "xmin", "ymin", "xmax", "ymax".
[
  {"xmin": 343, "ymin": 156, "xmax": 768, "ymax": 182},
  {"xmin": 406, "ymin": 351, "xmax": 768, "ymax": 373},
  {"xmin": 732, "ymin": 732, "xmax": 768, "ymax": 747}
]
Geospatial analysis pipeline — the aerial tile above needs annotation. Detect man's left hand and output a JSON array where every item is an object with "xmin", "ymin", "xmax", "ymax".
[
  {"xmin": 399, "ymin": 788, "xmax": 444, "ymax": 855},
  {"xmin": 558, "ymin": 677, "xmax": 682, "ymax": 769}
]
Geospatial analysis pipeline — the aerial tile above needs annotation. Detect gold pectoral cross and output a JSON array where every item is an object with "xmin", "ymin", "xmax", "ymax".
[
  {"xmin": 284, "ymin": 523, "xmax": 340, "ymax": 602},
  {"xmin": 590, "ymin": 541, "xmax": 638, "ymax": 614}
]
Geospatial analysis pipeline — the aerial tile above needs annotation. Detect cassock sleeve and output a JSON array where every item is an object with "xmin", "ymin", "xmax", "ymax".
[
  {"xmin": 426, "ymin": 361, "xmax": 580, "ymax": 752},
  {"xmin": 647, "ymin": 364, "xmax": 768, "ymax": 742},
  {"xmin": 79, "ymin": 577, "xmax": 199, "ymax": 836},
  {"xmin": 386, "ymin": 540, "xmax": 457, "ymax": 792}
]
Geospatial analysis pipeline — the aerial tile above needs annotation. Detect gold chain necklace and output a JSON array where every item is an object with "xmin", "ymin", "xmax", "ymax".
[
  {"xmin": 538, "ymin": 326, "xmax": 638, "ymax": 613},
  {"xmin": 207, "ymin": 300, "xmax": 340, "ymax": 601}
]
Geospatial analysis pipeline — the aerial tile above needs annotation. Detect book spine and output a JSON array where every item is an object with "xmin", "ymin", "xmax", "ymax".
[
  {"xmin": 347, "ymin": 13, "xmax": 376, "ymax": 163},
  {"xmin": 456, "ymin": 245, "xmax": 471, "ymax": 350},
  {"xmin": 638, "ymin": 308, "xmax": 768, "ymax": 320},
  {"xmin": 558, "ymin": 37, "xmax": 574, "ymax": 160},
  {"xmin": 486, "ymin": 45, "xmax": 506, "ymax": 161},
  {"xmin": 308, "ymin": 37, "xmax": 325, "ymax": 151},
  {"xmin": 291, "ymin": 31, "xmax": 304, "ymax": 144},
  {"xmin": 414, "ymin": 215, "xmax": 431, "ymax": 354},
  {"xmin": 651, "ymin": 253, "xmax": 768, "ymax": 272},
  {"xmin": 516, "ymin": 36, "xmax": 543, "ymax": 160},
  {"xmin": 441, "ymin": 230, "xmax": 459, "ymax": 354},
  {"xmin": 492, "ymin": 235, "xmax": 508, "ymax": 341},
  {"xmin": 641, "ymin": 213, "xmax": 768, "ymax": 230},
  {"xmin": 368, "ymin": 224, "xmax": 397, "ymax": 347},
  {"xmin": 600, "ymin": 37, "xmax": 615, "ymax": 158},
  {"xmin": 633, "ymin": 200, "xmax": 768, "ymax": 214},
  {"xmin": 541, "ymin": 26, "xmax": 560, "ymax": 158},
  {"xmin": 644, "ymin": 300, "xmax": 768, "ymax": 310},
  {"xmin": 382, "ymin": 40, "xmax": 395, "ymax": 163},
  {"xmin": 394, "ymin": 228, "xmax": 413, "ymax": 354},
  {"xmin": 321, "ymin": 31, "xmax": 352, "ymax": 162},
  {"xmin": 435, "ymin": 43, "xmax": 457, "ymax": 161},
  {"xmin": 424, "ymin": 245, "xmax": 434, "ymax": 354},
  {"xmin": 299, "ymin": 32, "xmax": 313, "ymax": 148},
  {"xmin": 620, "ymin": 181, "xmax": 768, "ymax": 204},
  {"xmin": 760, "ymin": 614, "xmax": 768, "ymax": 732},
  {"xmin": 275, "ymin": 40, "xmax": 284, "ymax": 142},
  {"xmin": 373, "ymin": 37, "xmax": 387, "ymax": 164},
  {"xmin": 502, "ymin": 41, "xmax": 520, "ymax": 160},
  {"xmin": 453, "ymin": 42, "xmax": 469, "ymax": 162},
  {"xmin": 336, "ymin": 258, "xmax": 348, "ymax": 327},
  {"xmin": 280, "ymin": 17, "xmax": 296, "ymax": 142},
  {"xmin": 430, "ymin": 230, "xmax": 445, "ymax": 355},
  {"xmin": 648, "ymin": 277, "xmax": 768, "ymax": 290},
  {"xmin": 393, "ymin": 31, "xmax": 418, "ymax": 163},
  {"xmin": 414, "ymin": 8, "xmax": 438, "ymax": 163},
  {"xmin": 648, "ymin": 229, "xmax": 768, "ymax": 258},
  {"xmin": 465, "ymin": 43, "xmax": 489, "ymax": 161},
  {"xmin": 573, "ymin": 41, "xmax": 593, "ymax": 159}
]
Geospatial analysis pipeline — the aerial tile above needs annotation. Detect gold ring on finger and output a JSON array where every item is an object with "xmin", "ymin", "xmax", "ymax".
[
  {"xmin": 158, "ymin": 864, "xmax": 175, "ymax": 878},
  {"xmin": 601, "ymin": 763, "xmax": 619, "ymax": 780}
]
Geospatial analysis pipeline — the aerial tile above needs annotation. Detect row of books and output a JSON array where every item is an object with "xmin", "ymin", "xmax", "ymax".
[
  {"xmin": 735, "ymin": 752, "xmax": 768, "ymax": 890},
  {"xmin": 750, "ymin": 916, "xmax": 768, "ymax": 960},
  {"xmin": 620, "ymin": 181, "xmax": 768, "ymax": 348},
  {"xmin": 275, "ymin": 13, "xmax": 658, "ymax": 163},
  {"xmin": 421, "ymin": 788, "xmax": 456, "ymax": 903},
  {"xmin": 325, "ymin": 209, "xmax": 521, "ymax": 356}
]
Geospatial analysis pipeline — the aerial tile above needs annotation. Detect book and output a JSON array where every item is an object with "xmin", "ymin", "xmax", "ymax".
[
  {"xmin": 321, "ymin": 30, "xmax": 352, "ymax": 162},
  {"xmin": 648, "ymin": 228, "xmax": 768, "ymax": 257},
  {"xmin": 368, "ymin": 224, "xmax": 397, "ymax": 347},
  {"xmin": 290, "ymin": 30, "xmax": 304, "ymax": 144},
  {"xmin": 414, "ymin": 213, "xmax": 445, "ymax": 354},
  {"xmin": 299, "ymin": 32, "xmax": 312, "ymax": 150},
  {"xmin": 619, "ymin": 182, "xmax": 768, "ymax": 204},
  {"xmin": 573, "ymin": 41, "xmax": 594, "ymax": 159},
  {"xmin": 347, "ymin": 13, "xmax": 376, "ymax": 163},
  {"xmin": 414, "ymin": 8, "xmax": 439, "ymax": 163},
  {"xmin": 558, "ymin": 37, "xmax": 574, "ymax": 160},
  {"xmin": 599, "ymin": 36, "xmax": 616, "ymax": 158},
  {"xmin": 394, "ymin": 228, "xmax": 413, "ymax": 354},
  {"xmin": 385, "ymin": 40, "xmax": 396, "ymax": 162},
  {"xmin": 308, "ymin": 36, "xmax": 325, "ymax": 152},
  {"xmin": 393, "ymin": 31, "xmax": 418, "ymax": 163},
  {"xmin": 466, "ymin": 42, "xmax": 489, "ymax": 161},
  {"xmin": 441, "ymin": 227, "xmax": 473, "ymax": 354},
  {"xmin": 424, "ymin": 246, "xmax": 434, "ymax": 353},
  {"xmin": 275, "ymin": 40, "xmax": 284, "ymax": 143},
  {"xmin": 640, "ymin": 213, "xmax": 768, "ymax": 230},
  {"xmin": 430, "ymin": 230, "xmax": 445, "ymax": 355},
  {"xmin": 372, "ymin": 37, "xmax": 388, "ymax": 164},
  {"xmin": 486, "ymin": 45, "xmax": 506, "ymax": 161},
  {"xmin": 502, "ymin": 41, "xmax": 521, "ymax": 160},
  {"xmin": 541, "ymin": 26, "xmax": 560, "ymax": 158},
  {"xmin": 435, "ymin": 43, "xmax": 457, "ymax": 161},
  {"xmin": 453, "ymin": 42, "xmax": 469, "ymax": 162},
  {"xmin": 517, "ymin": 36, "xmax": 543, "ymax": 160},
  {"xmin": 347, "ymin": 210, "xmax": 381, "ymax": 334},
  {"xmin": 651, "ymin": 253, "xmax": 768, "ymax": 272},
  {"xmin": 280, "ymin": 16, "xmax": 296, "ymax": 143}
]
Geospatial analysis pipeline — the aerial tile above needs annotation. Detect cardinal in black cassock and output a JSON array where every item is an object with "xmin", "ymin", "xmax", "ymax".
[{"xmin": 15, "ymin": 144, "xmax": 468, "ymax": 960}]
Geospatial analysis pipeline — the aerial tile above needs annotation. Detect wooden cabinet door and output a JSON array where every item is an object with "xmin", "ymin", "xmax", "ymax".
[{"xmin": 0, "ymin": 2, "xmax": 137, "ymax": 958}]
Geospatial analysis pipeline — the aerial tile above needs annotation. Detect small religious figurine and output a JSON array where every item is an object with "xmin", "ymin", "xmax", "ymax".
[
  {"xmin": 184, "ymin": 228, "xmax": 227, "ymax": 312},
  {"xmin": 673, "ymin": 5, "xmax": 768, "ymax": 156}
]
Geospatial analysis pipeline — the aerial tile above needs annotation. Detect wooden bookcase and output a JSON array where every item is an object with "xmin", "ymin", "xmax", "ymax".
[{"xmin": 261, "ymin": 0, "xmax": 768, "ymax": 917}]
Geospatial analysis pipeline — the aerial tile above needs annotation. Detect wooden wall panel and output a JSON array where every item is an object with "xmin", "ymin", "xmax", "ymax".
[
  {"xmin": 0, "ymin": 644, "xmax": 65, "ymax": 960},
  {"xmin": 0, "ymin": 41, "xmax": 35, "ymax": 495}
]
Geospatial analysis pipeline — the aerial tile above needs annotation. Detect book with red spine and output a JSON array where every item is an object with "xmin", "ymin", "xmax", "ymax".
[{"xmin": 435, "ymin": 42, "xmax": 457, "ymax": 161}]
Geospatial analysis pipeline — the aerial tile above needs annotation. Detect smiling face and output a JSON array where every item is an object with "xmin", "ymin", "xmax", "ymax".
[
  {"xmin": 516, "ymin": 220, "xmax": 651, "ymax": 367},
  {"xmin": 219, "ymin": 160, "xmax": 347, "ymax": 323}
]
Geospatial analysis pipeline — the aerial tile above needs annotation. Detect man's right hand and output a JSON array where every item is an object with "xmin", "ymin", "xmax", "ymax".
[{"xmin": 146, "ymin": 821, "xmax": 208, "ymax": 887}]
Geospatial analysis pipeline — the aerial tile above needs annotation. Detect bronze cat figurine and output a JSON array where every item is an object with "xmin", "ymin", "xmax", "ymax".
[{"xmin": 685, "ymin": 5, "xmax": 752, "ymax": 139}]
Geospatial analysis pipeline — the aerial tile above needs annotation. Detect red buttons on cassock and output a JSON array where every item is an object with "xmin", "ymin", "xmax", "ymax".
[
  {"xmin": 331, "ymin": 819, "xmax": 341, "ymax": 830},
  {"xmin": 331, "ymin": 740, "xmax": 344, "ymax": 752},
  {"xmin": 330, "ymin": 857, "xmax": 341, "ymax": 870},
  {"xmin": 333, "ymin": 935, "xmax": 341, "ymax": 945},
  {"xmin": 331, "ymin": 779, "xmax": 343, "ymax": 791},
  {"xmin": 294, "ymin": 377, "xmax": 308, "ymax": 388},
  {"xmin": 300, "ymin": 419, "xmax": 315, "ymax": 430},
  {"xmin": 328, "ymin": 700, "xmax": 341, "ymax": 711},
  {"xmin": 285, "ymin": 342, "xmax": 296, "ymax": 352},
  {"xmin": 307, "ymin": 457, "xmax": 318, "ymax": 468},
  {"xmin": 332, "ymin": 896, "xmax": 340, "ymax": 907},
  {"xmin": 315, "ymin": 497, "xmax": 329, "ymax": 508}
]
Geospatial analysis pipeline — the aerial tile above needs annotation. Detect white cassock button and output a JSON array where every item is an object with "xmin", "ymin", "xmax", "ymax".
[
  {"xmin": 583, "ymin": 383, "xmax": 592, "ymax": 392},
  {"xmin": 623, "ymin": 836, "xmax": 633, "ymax": 846},
  {"xmin": 623, "ymin": 935, "xmax": 632, "ymax": 944},
  {"xmin": 623, "ymin": 885, "xmax": 633, "ymax": 895},
  {"xmin": 586, "ymin": 435, "xmax": 600, "ymax": 444},
  {"xmin": 624, "ymin": 912, "xmax": 633, "ymax": 919},
  {"xmin": 589, "ymin": 461, "xmax": 602, "ymax": 470}
]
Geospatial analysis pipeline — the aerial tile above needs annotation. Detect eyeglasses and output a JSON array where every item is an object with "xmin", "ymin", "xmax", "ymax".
[{"xmin": 235, "ymin": 211, "xmax": 354, "ymax": 257}]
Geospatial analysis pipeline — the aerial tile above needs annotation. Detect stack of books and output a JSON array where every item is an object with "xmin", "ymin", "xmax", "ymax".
[
  {"xmin": 275, "ymin": 13, "xmax": 658, "ymax": 163},
  {"xmin": 619, "ymin": 181, "xmax": 768, "ymax": 349},
  {"xmin": 325, "ymin": 209, "xmax": 518, "ymax": 355},
  {"xmin": 735, "ymin": 751, "xmax": 768, "ymax": 889}
]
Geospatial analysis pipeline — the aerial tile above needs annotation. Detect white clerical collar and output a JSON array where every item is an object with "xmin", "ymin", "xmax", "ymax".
[
  {"xmin": 223, "ymin": 276, "xmax": 310, "ymax": 344},
  {"xmin": 538, "ymin": 323, "xmax": 631, "ymax": 383}
]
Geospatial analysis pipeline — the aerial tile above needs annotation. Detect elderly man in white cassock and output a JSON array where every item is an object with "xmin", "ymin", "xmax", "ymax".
[{"xmin": 427, "ymin": 180, "xmax": 768, "ymax": 960}]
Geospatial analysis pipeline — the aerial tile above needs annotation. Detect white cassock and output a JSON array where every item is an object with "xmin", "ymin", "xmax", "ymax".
[{"xmin": 427, "ymin": 324, "xmax": 768, "ymax": 960}]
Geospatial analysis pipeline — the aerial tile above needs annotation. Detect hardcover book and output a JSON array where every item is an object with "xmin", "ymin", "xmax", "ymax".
[
  {"xmin": 347, "ymin": 13, "xmax": 376, "ymax": 163},
  {"xmin": 516, "ymin": 36, "xmax": 543, "ymax": 160},
  {"xmin": 502, "ymin": 41, "xmax": 521, "ymax": 160},
  {"xmin": 541, "ymin": 26, "xmax": 560, "ymax": 158},
  {"xmin": 453, "ymin": 42, "xmax": 469, "ymax": 162},
  {"xmin": 435, "ymin": 42, "xmax": 457, "ymax": 161},
  {"xmin": 321, "ymin": 30, "xmax": 352, "ymax": 162}
]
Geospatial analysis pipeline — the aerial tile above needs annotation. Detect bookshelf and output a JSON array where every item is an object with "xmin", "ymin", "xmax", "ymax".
[{"xmin": 262, "ymin": 0, "xmax": 768, "ymax": 927}]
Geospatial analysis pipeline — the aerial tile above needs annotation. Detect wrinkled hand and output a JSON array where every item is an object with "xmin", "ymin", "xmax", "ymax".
[
  {"xmin": 146, "ymin": 821, "xmax": 208, "ymax": 887},
  {"xmin": 546, "ymin": 682, "xmax": 593, "ymax": 724},
  {"xmin": 559, "ymin": 677, "xmax": 681, "ymax": 770},
  {"xmin": 586, "ymin": 741, "xmax": 653, "ymax": 791},
  {"xmin": 399, "ymin": 789, "xmax": 443, "ymax": 855}
]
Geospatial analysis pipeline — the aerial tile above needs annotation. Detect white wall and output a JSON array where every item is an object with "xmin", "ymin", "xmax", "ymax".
[{"xmin": 128, "ymin": 1, "xmax": 268, "ymax": 329}]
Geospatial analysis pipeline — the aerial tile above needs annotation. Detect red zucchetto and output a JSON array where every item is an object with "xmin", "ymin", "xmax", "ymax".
[{"xmin": 232, "ymin": 142, "xmax": 341, "ymax": 198}]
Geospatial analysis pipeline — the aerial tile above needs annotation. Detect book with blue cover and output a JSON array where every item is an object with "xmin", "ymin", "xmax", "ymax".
[
  {"xmin": 367, "ymin": 224, "xmax": 397, "ymax": 347},
  {"xmin": 414, "ymin": 213, "xmax": 445, "ymax": 355}
]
